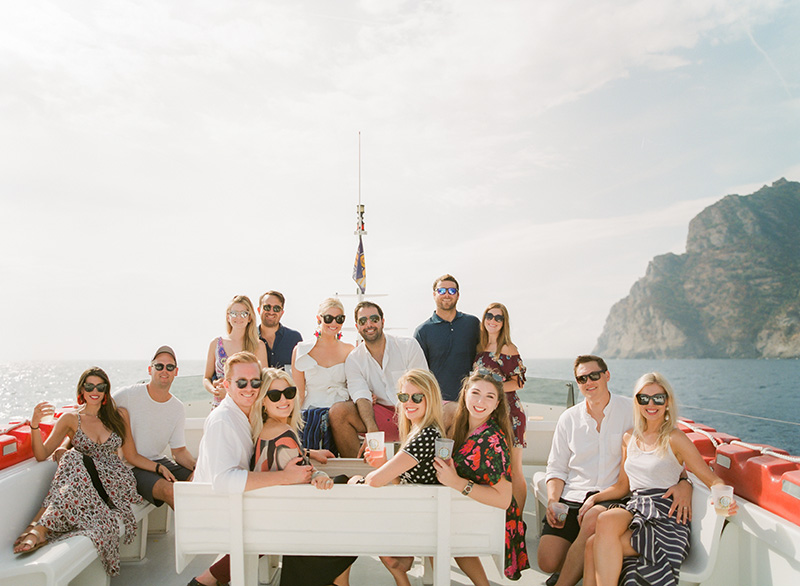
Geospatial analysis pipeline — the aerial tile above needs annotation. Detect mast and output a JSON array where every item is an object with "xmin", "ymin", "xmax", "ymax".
[{"xmin": 352, "ymin": 132, "xmax": 367, "ymax": 303}]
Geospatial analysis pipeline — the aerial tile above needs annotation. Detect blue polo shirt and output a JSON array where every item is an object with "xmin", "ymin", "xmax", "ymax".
[
  {"xmin": 260, "ymin": 324, "xmax": 303, "ymax": 370},
  {"xmin": 414, "ymin": 311, "xmax": 480, "ymax": 401}
]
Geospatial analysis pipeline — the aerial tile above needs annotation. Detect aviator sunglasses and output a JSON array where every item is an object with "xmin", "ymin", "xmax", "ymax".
[
  {"xmin": 83, "ymin": 382, "xmax": 109, "ymax": 393},
  {"xmin": 321, "ymin": 314, "xmax": 346, "ymax": 324},
  {"xmin": 575, "ymin": 370, "xmax": 606, "ymax": 385},
  {"xmin": 435, "ymin": 287, "xmax": 458, "ymax": 295},
  {"xmin": 636, "ymin": 392, "xmax": 668, "ymax": 406},
  {"xmin": 397, "ymin": 392, "xmax": 425, "ymax": 404},
  {"xmin": 262, "ymin": 304, "xmax": 283, "ymax": 313},
  {"xmin": 484, "ymin": 312, "xmax": 505, "ymax": 323},
  {"xmin": 357, "ymin": 314, "xmax": 381, "ymax": 326},
  {"xmin": 234, "ymin": 378, "xmax": 263, "ymax": 389},
  {"xmin": 228, "ymin": 310, "xmax": 250, "ymax": 319},
  {"xmin": 266, "ymin": 386, "xmax": 298, "ymax": 402},
  {"xmin": 152, "ymin": 363, "xmax": 176, "ymax": 372}
]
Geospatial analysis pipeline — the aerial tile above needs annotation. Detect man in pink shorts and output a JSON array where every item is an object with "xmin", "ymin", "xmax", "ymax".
[{"xmin": 329, "ymin": 301, "xmax": 428, "ymax": 457}]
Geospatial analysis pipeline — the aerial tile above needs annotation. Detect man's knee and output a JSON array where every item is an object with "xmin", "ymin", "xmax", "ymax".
[
  {"xmin": 153, "ymin": 479, "xmax": 174, "ymax": 503},
  {"xmin": 329, "ymin": 400, "xmax": 355, "ymax": 426},
  {"xmin": 538, "ymin": 535, "xmax": 569, "ymax": 574}
]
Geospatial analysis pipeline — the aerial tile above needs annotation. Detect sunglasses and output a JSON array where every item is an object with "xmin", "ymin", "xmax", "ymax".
[
  {"xmin": 636, "ymin": 393, "xmax": 668, "ymax": 406},
  {"xmin": 152, "ymin": 363, "xmax": 176, "ymax": 372},
  {"xmin": 262, "ymin": 304, "xmax": 283, "ymax": 313},
  {"xmin": 234, "ymin": 378, "xmax": 263, "ymax": 389},
  {"xmin": 357, "ymin": 314, "xmax": 381, "ymax": 326},
  {"xmin": 228, "ymin": 310, "xmax": 250, "ymax": 319},
  {"xmin": 321, "ymin": 314, "xmax": 346, "ymax": 324},
  {"xmin": 435, "ymin": 287, "xmax": 458, "ymax": 295},
  {"xmin": 575, "ymin": 370, "xmax": 606, "ymax": 384},
  {"xmin": 484, "ymin": 312, "xmax": 504, "ymax": 323},
  {"xmin": 266, "ymin": 386, "xmax": 298, "ymax": 402},
  {"xmin": 397, "ymin": 392, "xmax": 425, "ymax": 404},
  {"xmin": 83, "ymin": 382, "xmax": 108, "ymax": 393}
]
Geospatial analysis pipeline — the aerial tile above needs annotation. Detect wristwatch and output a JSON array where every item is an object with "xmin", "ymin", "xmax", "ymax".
[
  {"xmin": 679, "ymin": 476, "xmax": 693, "ymax": 486},
  {"xmin": 462, "ymin": 480, "xmax": 474, "ymax": 496}
]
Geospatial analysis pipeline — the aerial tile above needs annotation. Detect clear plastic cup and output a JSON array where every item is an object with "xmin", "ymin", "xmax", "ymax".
[
  {"xmin": 712, "ymin": 484, "xmax": 734, "ymax": 515},
  {"xmin": 435, "ymin": 438, "xmax": 455, "ymax": 460},
  {"xmin": 550, "ymin": 502, "xmax": 569, "ymax": 527},
  {"xmin": 365, "ymin": 431, "xmax": 385, "ymax": 458}
]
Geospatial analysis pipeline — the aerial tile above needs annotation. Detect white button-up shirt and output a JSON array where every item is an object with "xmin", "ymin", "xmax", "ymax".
[
  {"xmin": 546, "ymin": 393, "xmax": 633, "ymax": 502},
  {"xmin": 345, "ymin": 334, "xmax": 428, "ymax": 407},
  {"xmin": 193, "ymin": 395, "xmax": 253, "ymax": 494}
]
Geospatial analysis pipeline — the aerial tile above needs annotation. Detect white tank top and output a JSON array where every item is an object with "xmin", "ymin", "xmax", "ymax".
[{"xmin": 624, "ymin": 435, "xmax": 684, "ymax": 491}]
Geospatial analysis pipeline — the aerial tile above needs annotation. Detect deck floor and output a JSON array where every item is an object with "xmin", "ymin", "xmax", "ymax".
[{"xmin": 112, "ymin": 507, "xmax": 553, "ymax": 586}]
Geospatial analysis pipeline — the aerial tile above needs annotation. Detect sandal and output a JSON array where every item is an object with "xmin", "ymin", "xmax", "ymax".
[
  {"xmin": 13, "ymin": 523, "xmax": 37, "ymax": 548},
  {"xmin": 13, "ymin": 524, "xmax": 48, "ymax": 555}
]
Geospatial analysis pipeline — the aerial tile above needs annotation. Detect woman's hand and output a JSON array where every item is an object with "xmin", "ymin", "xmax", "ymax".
[
  {"xmin": 347, "ymin": 475, "xmax": 365, "ymax": 485},
  {"xmin": 309, "ymin": 449, "xmax": 335, "ymax": 464},
  {"xmin": 365, "ymin": 447, "xmax": 388, "ymax": 468},
  {"xmin": 31, "ymin": 401, "xmax": 54, "ymax": 428},
  {"xmin": 433, "ymin": 456, "xmax": 462, "ymax": 489},
  {"xmin": 312, "ymin": 474, "xmax": 334, "ymax": 490},
  {"xmin": 665, "ymin": 480, "xmax": 692, "ymax": 524},
  {"xmin": 577, "ymin": 495, "xmax": 596, "ymax": 524},
  {"xmin": 52, "ymin": 446, "xmax": 68, "ymax": 463}
]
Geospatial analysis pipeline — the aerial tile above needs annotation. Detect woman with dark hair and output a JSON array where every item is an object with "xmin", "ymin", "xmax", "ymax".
[
  {"xmin": 434, "ymin": 371, "xmax": 530, "ymax": 583},
  {"xmin": 474, "ymin": 301, "xmax": 528, "ymax": 510},
  {"xmin": 12, "ymin": 367, "xmax": 151, "ymax": 577},
  {"xmin": 204, "ymin": 294, "xmax": 269, "ymax": 408}
]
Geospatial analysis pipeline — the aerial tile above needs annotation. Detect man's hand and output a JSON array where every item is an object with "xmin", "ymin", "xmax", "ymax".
[
  {"xmin": 309, "ymin": 449, "xmax": 335, "ymax": 464},
  {"xmin": 665, "ymin": 478, "xmax": 693, "ymax": 524},
  {"xmin": 281, "ymin": 457, "xmax": 312, "ymax": 485}
]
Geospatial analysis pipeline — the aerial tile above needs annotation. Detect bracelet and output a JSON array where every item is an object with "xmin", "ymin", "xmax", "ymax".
[
  {"xmin": 30, "ymin": 425, "xmax": 39, "ymax": 430},
  {"xmin": 155, "ymin": 463, "xmax": 162, "ymax": 475},
  {"xmin": 355, "ymin": 477, "xmax": 366, "ymax": 485},
  {"xmin": 679, "ymin": 477, "xmax": 692, "ymax": 486},
  {"xmin": 462, "ymin": 480, "xmax": 474, "ymax": 496}
]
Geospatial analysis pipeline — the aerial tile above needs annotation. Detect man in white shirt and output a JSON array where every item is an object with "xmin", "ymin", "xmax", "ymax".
[
  {"xmin": 329, "ymin": 301, "xmax": 428, "ymax": 457},
  {"xmin": 539, "ymin": 355, "xmax": 692, "ymax": 586},
  {"xmin": 114, "ymin": 345, "xmax": 196, "ymax": 508}
]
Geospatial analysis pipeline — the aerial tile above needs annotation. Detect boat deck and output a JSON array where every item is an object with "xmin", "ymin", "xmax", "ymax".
[{"xmin": 112, "ymin": 500, "xmax": 551, "ymax": 586}]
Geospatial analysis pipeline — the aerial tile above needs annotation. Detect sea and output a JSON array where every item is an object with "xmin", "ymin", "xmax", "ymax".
[{"xmin": 1, "ymin": 358, "xmax": 799, "ymax": 456}]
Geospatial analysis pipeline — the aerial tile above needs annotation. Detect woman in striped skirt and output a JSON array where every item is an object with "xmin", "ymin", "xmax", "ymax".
[{"xmin": 578, "ymin": 372, "xmax": 736, "ymax": 586}]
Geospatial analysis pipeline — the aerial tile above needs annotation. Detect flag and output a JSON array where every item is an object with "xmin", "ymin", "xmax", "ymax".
[{"xmin": 352, "ymin": 235, "xmax": 366, "ymax": 293}]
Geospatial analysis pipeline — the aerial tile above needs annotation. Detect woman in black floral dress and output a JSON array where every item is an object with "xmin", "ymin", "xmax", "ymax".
[
  {"xmin": 349, "ymin": 368, "xmax": 446, "ymax": 586},
  {"xmin": 474, "ymin": 301, "xmax": 528, "ymax": 510},
  {"xmin": 13, "ymin": 367, "xmax": 152, "ymax": 576},
  {"xmin": 434, "ymin": 371, "xmax": 530, "ymax": 583}
]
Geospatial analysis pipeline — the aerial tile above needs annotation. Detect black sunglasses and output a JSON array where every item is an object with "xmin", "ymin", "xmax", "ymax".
[
  {"xmin": 234, "ymin": 378, "xmax": 263, "ymax": 389},
  {"xmin": 266, "ymin": 386, "xmax": 298, "ymax": 402},
  {"xmin": 397, "ymin": 392, "xmax": 425, "ymax": 404},
  {"xmin": 357, "ymin": 315, "xmax": 381, "ymax": 326},
  {"xmin": 435, "ymin": 287, "xmax": 458, "ymax": 295},
  {"xmin": 575, "ymin": 370, "xmax": 606, "ymax": 384},
  {"xmin": 83, "ymin": 382, "xmax": 108, "ymax": 393},
  {"xmin": 262, "ymin": 304, "xmax": 283, "ymax": 313},
  {"xmin": 636, "ymin": 393, "xmax": 668, "ymax": 406},
  {"xmin": 152, "ymin": 363, "xmax": 176, "ymax": 372},
  {"xmin": 484, "ymin": 312, "xmax": 504, "ymax": 323},
  {"xmin": 321, "ymin": 314, "xmax": 345, "ymax": 324}
]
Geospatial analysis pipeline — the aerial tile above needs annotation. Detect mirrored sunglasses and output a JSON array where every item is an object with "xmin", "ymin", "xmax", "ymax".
[
  {"xmin": 234, "ymin": 378, "xmax": 263, "ymax": 389},
  {"xmin": 636, "ymin": 393, "xmax": 668, "ymax": 406},
  {"xmin": 397, "ymin": 392, "xmax": 425, "ymax": 404},
  {"xmin": 575, "ymin": 370, "xmax": 605, "ymax": 385},
  {"xmin": 152, "ymin": 363, "xmax": 176, "ymax": 372},
  {"xmin": 435, "ymin": 287, "xmax": 458, "ymax": 295},
  {"xmin": 262, "ymin": 304, "xmax": 283, "ymax": 313},
  {"xmin": 357, "ymin": 315, "xmax": 381, "ymax": 326}
]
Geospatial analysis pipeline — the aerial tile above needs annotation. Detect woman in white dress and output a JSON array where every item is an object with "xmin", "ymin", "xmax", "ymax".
[{"xmin": 291, "ymin": 297, "xmax": 354, "ymax": 451}]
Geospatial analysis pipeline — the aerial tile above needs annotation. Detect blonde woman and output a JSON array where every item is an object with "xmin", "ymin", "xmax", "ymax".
[
  {"xmin": 291, "ymin": 297, "xmax": 354, "ymax": 451},
  {"xmin": 580, "ymin": 373, "xmax": 737, "ymax": 586},
  {"xmin": 203, "ymin": 295, "xmax": 268, "ymax": 408},
  {"xmin": 474, "ymin": 301, "xmax": 528, "ymax": 510}
]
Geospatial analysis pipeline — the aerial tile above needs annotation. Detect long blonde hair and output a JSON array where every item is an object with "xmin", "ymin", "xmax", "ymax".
[
  {"xmin": 226, "ymin": 295, "xmax": 261, "ymax": 354},
  {"xmin": 249, "ymin": 368, "xmax": 304, "ymax": 441},
  {"xmin": 449, "ymin": 371, "xmax": 513, "ymax": 452},
  {"xmin": 477, "ymin": 302, "xmax": 514, "ymax": 355},
  {"xmin": 631, "ymin": 372, "xmax": 678, "ymax": 456},
  {"xmin": 396, "ymin": 369, "xmax": 445, "ymax": 448}
]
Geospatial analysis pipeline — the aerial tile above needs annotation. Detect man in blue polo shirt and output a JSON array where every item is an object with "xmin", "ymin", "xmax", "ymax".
[
  {"xmin": 258, "ymin": 290, "xmax": 303, "ymax": 370},
  {"xmin": 414, "ymin": 274, "xmax": 480, "ymax": 421}
]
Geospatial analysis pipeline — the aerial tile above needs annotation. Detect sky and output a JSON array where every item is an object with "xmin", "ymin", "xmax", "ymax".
[{"xmin": 1, "ymin": 0, "xmax": 798, "ymax": 362}]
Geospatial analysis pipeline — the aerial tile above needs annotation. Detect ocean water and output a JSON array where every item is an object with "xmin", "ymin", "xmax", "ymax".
[{"xmin": 2, "ymin": 359, "xmax": 799, "ymax": 455}]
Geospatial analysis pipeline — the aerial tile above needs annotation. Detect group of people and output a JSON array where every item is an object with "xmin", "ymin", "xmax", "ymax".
[{"xmin": 10, "ymin": 273, "xmax": 734, "ymax": 586}]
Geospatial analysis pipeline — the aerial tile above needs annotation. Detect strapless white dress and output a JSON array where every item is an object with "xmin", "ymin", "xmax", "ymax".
[{"xmin": 294, "ymin": 341, "xmax": 350, "ymax": 409}]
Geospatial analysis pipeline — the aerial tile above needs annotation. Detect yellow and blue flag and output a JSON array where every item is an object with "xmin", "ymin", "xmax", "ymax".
[{"xmin": 352, "ymin": 235, "xmax": 366, "ymax": 293}]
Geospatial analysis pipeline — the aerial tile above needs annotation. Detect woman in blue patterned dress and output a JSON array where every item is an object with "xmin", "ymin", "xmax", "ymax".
[
  {"xmin": 433, "ymin": 371, "xmax": 530, "ymax": 583},
  {"xmin": 473, "ymin": 301, "xmax": 528, "ymax": 510}
]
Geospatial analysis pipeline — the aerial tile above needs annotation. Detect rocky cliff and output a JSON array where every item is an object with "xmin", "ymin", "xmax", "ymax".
[{"xmin": 594, "ymin": 179, "xmax": 800, "ymax": 358}]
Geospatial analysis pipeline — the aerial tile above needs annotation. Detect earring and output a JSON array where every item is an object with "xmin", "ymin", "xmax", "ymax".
[
  {"xmin": 314, "ymin": 329, "xmax": 321, "ymax": 339},
  {"xmin": 262, "ymin": 405, "xmax": 267, "ymax": 423},
  {"xmin": 78, "ymin": 395, "xmax": 85, "ymax": 405},
  {"xmin": 336, "ymin": 332, "xmax": 342, "ymax": 340},
  {"xmin": 102, "ymin": 395, "xmax": 108, "ymax": 405}
]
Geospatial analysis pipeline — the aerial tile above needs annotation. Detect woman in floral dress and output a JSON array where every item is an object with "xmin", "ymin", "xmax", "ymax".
[
  {"xmin": 13, "ymin": 367, "xmax": 154, "ymax": 576},
  {"xmin": 473, "ymin": 301, "xmax": 528, "ymax": 510},
  {"xmin": 434, "ymin": 371, "xmax": 530, "ymax": 583}
]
